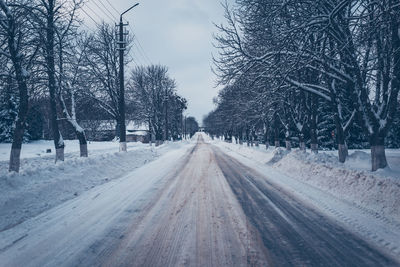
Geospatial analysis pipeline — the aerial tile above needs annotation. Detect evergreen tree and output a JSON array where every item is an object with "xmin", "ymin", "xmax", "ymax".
[
  {"xmin": 26, "ymin": 105, "xmax": 44, "ymax": 140},
  {"xmin": 0, "ymin": 88, "xmax": 18, "ymax": 143}
]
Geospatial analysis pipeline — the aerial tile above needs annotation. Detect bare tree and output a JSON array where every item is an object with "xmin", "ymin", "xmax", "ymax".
[
  {"xmin": 26, "ymin": 0, "xmax": 82, "ymax": 161},
  {"xmin": 57, "ymin": 35, "xmax": 88, "ymax": 157},
  {"xmin": 129, "ymin": 65, "xmax": 181, "ymax": 145},
  {"xmin": 212, "ymin": 0, "xmax": 400, "ymax": 171},
  {"xmin": 84, "ymin": 22, "xmax": 132, "ymax": 143},
  {"xmin": 0, "ymin": 0, "xmax": 38, "ymax": 172}
]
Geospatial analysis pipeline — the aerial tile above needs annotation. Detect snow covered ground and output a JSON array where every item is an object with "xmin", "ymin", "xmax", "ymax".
[
  {"xmin": 0, "ymin": 140, "xmax": 193, "ymax": 232},
  {"xmin": 209, "ymin": 136, "xmax": 400, "ymax": 258},
  {"xmin": 0, "ymin": 140, "xmax": 197, "ymax": 266},
  {"xmin": 0, "ymin": 140, "xmax": 142, "ymax": 161}
]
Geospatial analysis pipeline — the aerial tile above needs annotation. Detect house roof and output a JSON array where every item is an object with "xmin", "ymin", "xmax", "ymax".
[
  {"xmin": 126, "ymin": 130, "xmax": 148, "ymax": 136},
  {"xmin": 126, "ymin": 121, "xmax": 149, "ymax": 131},
  {"xmin": 80, "ymin": 120, "xmax": 149, "ymax": 132}
]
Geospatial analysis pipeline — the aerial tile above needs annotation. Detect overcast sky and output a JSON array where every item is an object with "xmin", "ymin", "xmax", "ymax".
[{"xmin": 82, "ymin": 0, "xmax": 226, "ymax": 125}]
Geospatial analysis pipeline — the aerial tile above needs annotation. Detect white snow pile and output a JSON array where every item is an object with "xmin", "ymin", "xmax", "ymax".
[
  {"xmin": 266, "ymin": 147, "xmax": 290, "ymax": 165},
  {"xmin": 273, "ymin": 150, "xmax": 400, "ymax": 221},
  {"xmin": 0, "ymin": 140, "xmax": 190, "ymax": 232},
  {"xmin": 212, "ymin": 139, "xmax": 400, "ymax": 222}
]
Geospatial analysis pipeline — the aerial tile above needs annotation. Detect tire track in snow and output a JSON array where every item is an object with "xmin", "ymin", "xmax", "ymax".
[
  {"xmin": 103, "ymin": 136, "xmax": 269, "ymax": 266},
  {"xmin": 212, "ymin": 145, "xmax": 399, "ymax": 266}
]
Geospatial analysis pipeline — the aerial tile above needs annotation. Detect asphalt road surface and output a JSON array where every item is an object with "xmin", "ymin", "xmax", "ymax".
[{"xmin": 0, "ymin": 135, "xmax": 398, "ymax": 266}]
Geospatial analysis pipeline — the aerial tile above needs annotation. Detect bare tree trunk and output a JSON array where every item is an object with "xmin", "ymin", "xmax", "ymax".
[
  {"xmin": 299, "ymin": 142, "xmax": 306, "ymax": 151},
  {"xmin": 56, "ymin": 147, "xmax": 64, "ymax": 161},
  {"xmin": 9, "ymin": 146, "xmax": 21, "ymax": 173},
  {"xmin": 366, "ymin": 9, "xmax": 399, "ymax": 172},
  {"xmin": 310, "ymin": 95, "xmax": 318, "ymax": 154},
  {"xmin": 336, "ymin": 133, "xmax": 348, "ymax": 163},
  {"xmin": 335, "ymin": 116, "xmax": 348, "ymax": 163},
  {"xmin": 58, "ymin": 96, "xmax": 88, "ymax": 158},
  {"xmin": 333, "ymin": 111, "xmax": 348, "ymax": 162},
  {"xmin": 46, "ymin": 1, "xmax": 64, "ymax": 162},
  {"xmin": 370, "ymin": 135, "xmax": 388, "ymax": 171},
  {"xmin": 9, "ymin": 82, "xmax": 27, "ymax": 171},
  {"xmin": 264, "ymin": 125, "xmax": 269, "ymax": 149},
  {"xmin": 8, "ymin": 60, "xmax": 28, "ymax": 172},
  {"xmin": 77, "ymin": 131, "xmax": 88, "ymax": 157},
  {"xmin": 274, "ymin": 114, "xmax": 280, "ymax": 148},
  {"xmin": 1, "ymin": 1, "xmax": 30, "ymax": 172},
  {"xmin": 246, "ymin": 127, "xmax": 250, "ymax": 146},
  {"xmin": 299, "ymin": 133, "xmax": 306, "ymax": 152},
  {"xmin": 115, "ymin": 121, "xmax": 120, "ymax": 139},
  {"xmin": 253, "ymin": 129, "xmax": 259, "ymax": 146},
  {"xmin": 149, "ymin": 133, "xmax": 153, "ymax": 146},
  {"xmin": 285, "ymin": 130, "xmax": 291, "ymax": 151},
  {"xmin": 151, "ymin": 132, "xmax": 156, "ymax": 146},
  {"xmin": 285, "ymin": 140, "xmax": 291, "ymax": 151},
  {"xmin": 155, "ymin": 129, "xmax": 162, "ymax": 146},
  {"xmin": 8, "ymin": 77, "xmax": 28, "ymax": 172},
  {"xmin": 338, "ymin": 143, "xmax": 348, "ymax": 163}
]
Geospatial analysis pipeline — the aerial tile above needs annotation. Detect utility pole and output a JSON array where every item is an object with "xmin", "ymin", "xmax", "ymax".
[
  {"xmin": 117, "ymin": 3, "xmax": 139, "ymax": 152},
  {"xmin": 181, "ymin": 111, "xmax": 183, "ymax": 141},
  {"xmin": 163, "ymin": 90, "xmax": 168, "ymax": 142},
  {"xmin": 184, "ymin": 115, "xmax": 187, "ymax": 140}
]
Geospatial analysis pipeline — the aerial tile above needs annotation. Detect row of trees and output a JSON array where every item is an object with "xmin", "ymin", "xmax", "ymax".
[
  {"xmin": 206, "ymin": 0, "xmax": 400, "ymax": 171},
  {"xmin": 129, "ymin": 65, "xmax": 188, "ymax": 144},
  {"xmin": 0, "ymin": 0, "xmax": 188, "ymax": 172}
]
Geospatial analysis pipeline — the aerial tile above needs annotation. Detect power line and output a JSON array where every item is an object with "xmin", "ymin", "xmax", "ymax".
[
  {"xmin": 129, "ymin": 52, "xmax": 142, "ymax": 68},
  {"xmin": 80, "ymin": 7, "xmax": 100, "ymax": 26},
  {"xmin": 84, "ymin": 1, "xmax": 152, "ymax": 67},
  {"xmin": 133, "ymin": 40, "xmax": 151, "ymax": 65},
  {"xmin": 104, "ymin": 0, "xmax": 120, "ymax": 16},
  {"xmin": 96, "ymin": 0, "xmax": 152, "ymax": 66},
  {"xmin": 127, "ymin": 24, "xmax": 152, "ymax": 65},
  {"xmin": 135, "ymin": 35, "xmax": 152, "ymax": 64},
  {"xmin": 127, "ymin": 45, "xmax": 144, "ymax": 66},
  {"xmin": 85, "ymin": 3, "xmax": 106, "ymax": 23},
  {"xmin": 90, "ymin": 0, "xmax": 115, "ymax": 22},
  {"xmin": 97, "ymin": 0, "xmax": 118, "ymax": 20}
]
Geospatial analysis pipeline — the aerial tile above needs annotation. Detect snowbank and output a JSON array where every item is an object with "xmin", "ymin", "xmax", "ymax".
[
  {"xmin": 211, "ymin": 139, "xmax": 400, "ymax": 222},
  {"xmin": 0, "ymin": 140, "xmax": 193, "ymax": 231},
  {"xmin": 274, "ymin": 150, "xmax": 400, "ymax": 220},
  {"xmin": 0, "ymin": 140, "xmax": 138, "ymax": 161}
]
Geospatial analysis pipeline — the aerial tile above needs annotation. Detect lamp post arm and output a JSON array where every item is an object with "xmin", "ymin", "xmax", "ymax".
[{"xmin": 121, "ymin": 3, "xmax": 139, "ymax": 20}]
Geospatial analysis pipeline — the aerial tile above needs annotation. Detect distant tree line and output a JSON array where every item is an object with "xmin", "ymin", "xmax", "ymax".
[
  {"xmin": 184, "ymin": 116, "xmax": 199, "ymax": 138},
  {"xmin": 0, "ymin": 0, "xmax": 188, "ymax": 172},
  {"xmin": 206, "ymin": 0, "xmax": 400, "ymax": 171}
]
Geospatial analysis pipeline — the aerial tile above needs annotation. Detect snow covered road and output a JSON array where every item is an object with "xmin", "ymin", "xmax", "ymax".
[
  {"xmin": 0, "ymin": 135, "xmax": 399, "ymax": 266},
  {"xmin": 213, "ymin": 146, "xmax": 397, "ymax": 266}
]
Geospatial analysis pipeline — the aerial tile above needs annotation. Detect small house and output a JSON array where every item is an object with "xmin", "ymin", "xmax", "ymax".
[{"xmin": 126, "ymin": 121, "xmax": 150, "ymax": 143}]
